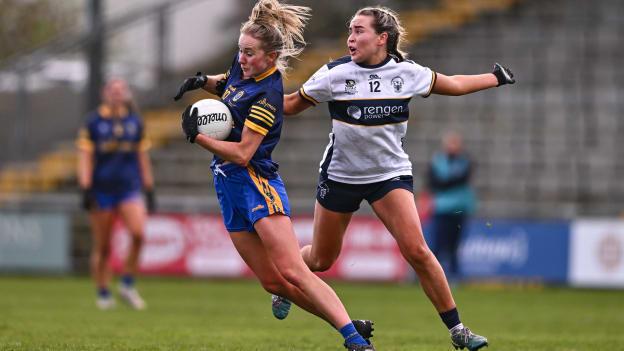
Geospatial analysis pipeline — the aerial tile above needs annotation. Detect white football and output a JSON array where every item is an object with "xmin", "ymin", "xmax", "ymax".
[{"xmin": 191, "ymin": 99, "xmax": 233, "ymax": 140}]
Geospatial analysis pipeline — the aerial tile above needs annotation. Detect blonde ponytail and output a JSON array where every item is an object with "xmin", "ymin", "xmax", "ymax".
[{"xmin": 241, "ymin": 0, "xmax": 311, "ymax": 73}]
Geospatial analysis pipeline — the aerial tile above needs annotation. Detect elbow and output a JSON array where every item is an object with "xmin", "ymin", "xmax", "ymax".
[{"xmin": 232, "ymin": 153, "xmax": 252, "ymax": 167}]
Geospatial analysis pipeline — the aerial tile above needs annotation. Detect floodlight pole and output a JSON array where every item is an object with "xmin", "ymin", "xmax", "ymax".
[
  {"xmin": 157, "ymin": 4, "xmax": 171, "ymax": 105},
  {"xmin": 86, "ymin": 0, "xmax": 104, "ymax": 113}
]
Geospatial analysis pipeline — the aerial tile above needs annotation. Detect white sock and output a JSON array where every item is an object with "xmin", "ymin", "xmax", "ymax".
[{"xmin": 450, "ymin": 323, "xmax": 465, "ymax": 334}]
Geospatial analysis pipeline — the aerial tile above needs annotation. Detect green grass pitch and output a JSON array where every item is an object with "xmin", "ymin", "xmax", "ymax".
[{"xmin": 0, "ymin": 276, "xmax": 623, "ymax": 350}]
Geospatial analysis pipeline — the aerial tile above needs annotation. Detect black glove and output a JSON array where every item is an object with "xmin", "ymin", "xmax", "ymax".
[
  {"xmin": 81, "ymin": 188, "xmax": 95, "ymax": 211},
  {"xmin": 492, "ymin": 63, "xmax": 515, "ymax": 86},
  {"xmin": 173, "ymin": 72, "xmax": 208, "ymax": 101},
  {"xmin": 181, "ymin": 105, "xmax": 199, "ymax": 143},
  {"xmin": 144, "ymin": 189, "xmax": 156, "ymax": 214}
]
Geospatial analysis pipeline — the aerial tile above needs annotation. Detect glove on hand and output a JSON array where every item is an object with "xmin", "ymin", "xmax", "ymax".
[
  {"xmin": 174, "ymin": 72, "xmax": 208, "ymax": 101},
  {"xmin": 492, "ymin": 63, "xmax": 515, "ymax": 86}
]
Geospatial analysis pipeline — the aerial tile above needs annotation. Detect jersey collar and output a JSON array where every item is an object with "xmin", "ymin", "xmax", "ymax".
[
  {"xmin": 98, "ymin": 105, "xmax": 129, "ymax": 119},
  {"xmin": 355, "ymin": 55, "xmax": 392, "ymax": 69},
  {"xmin": 253, "ymin": 65, "xmax": 278, "ymax": 82}
]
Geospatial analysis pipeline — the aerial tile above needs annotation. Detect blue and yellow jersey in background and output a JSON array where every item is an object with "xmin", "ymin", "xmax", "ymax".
[
  {"xmin": 213, "ymin": 54, "xmax": 284, "ymax": 179},
  {"xmin": 76, "ymin": 105, "xmax": 150, "ymax": 193}
]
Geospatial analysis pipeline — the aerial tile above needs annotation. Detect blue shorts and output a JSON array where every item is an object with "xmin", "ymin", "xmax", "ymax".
[
  {"xmin": 316, "ymin": 174, "xmax": 413, "ymax": 213},
  {"xmin": 93, "ymin": 189, "xmax": 142, "ymax": 210},
  {"xmin": 214, "ymin": 165, "xmax": 291, "ymax": 233}
]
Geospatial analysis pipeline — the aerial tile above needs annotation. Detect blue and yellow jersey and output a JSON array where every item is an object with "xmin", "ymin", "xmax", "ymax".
[
  {"xmin": 76, "ymin": 105, "xmax": 150, "ymax": 193},
  {"xmin": 214, "ymin": 54, "xmax": 284, "ymax": 179}
]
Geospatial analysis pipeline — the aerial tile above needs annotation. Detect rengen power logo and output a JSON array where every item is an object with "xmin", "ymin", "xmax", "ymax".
[
  {"xmin": 347, "ymin": 106, "xmax": 362, "ymax": 119},
  {"xmin": 347, "ymin": 104, "xmax": 405, "ymax": 120}
]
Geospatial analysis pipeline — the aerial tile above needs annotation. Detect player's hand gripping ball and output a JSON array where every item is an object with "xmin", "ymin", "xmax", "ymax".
[{"xmin": 181, "ymin": 99, "xmax": 233, "ymax": 143}]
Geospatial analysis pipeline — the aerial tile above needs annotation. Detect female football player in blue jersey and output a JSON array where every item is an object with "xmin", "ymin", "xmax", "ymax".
[
  {"xmin": 277, "ymin": 6, "xmax": 515, "ymax": 351},
  {"xmin": 77, "ymin": 78, "xmax": 155, "ymax": 310},
  {"xmin": 173, "ymin": 1, "xmax": 373, "ymax": 350}
]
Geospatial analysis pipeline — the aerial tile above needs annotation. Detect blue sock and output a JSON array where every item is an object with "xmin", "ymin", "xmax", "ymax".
[
  {"xmin": 440, "ymin": 307, "xmax": 462, "ymax": 330},
  {"xmin": 339, "ymin": 322, "xmax": 368, "ymax": 346},
  {"xmin": 121, "ymin": 274, "xmax": 135, "ymax": 287},
  {"xmin": 98, "ymin": 287, "xmax": 111, "ymax": 298}
]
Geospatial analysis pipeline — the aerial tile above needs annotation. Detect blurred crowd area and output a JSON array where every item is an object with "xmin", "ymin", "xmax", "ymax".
[
  {"xmin": 1, "ymin": 0, "xmax": 621, "ymax": 219},
  {"xmin": 0, "ymin": 0, "xmax": 621, "ymax": 218}
]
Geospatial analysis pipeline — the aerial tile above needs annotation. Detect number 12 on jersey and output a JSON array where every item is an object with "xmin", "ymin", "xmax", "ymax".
[{"xmin": 369, "ymin": 81, "xmax": 380, "ymax": 92}]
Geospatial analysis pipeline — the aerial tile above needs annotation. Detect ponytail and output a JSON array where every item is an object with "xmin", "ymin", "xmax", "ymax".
[{"xmin": 241, "ymin": 0, "xmax": 311, "ymax": 72}]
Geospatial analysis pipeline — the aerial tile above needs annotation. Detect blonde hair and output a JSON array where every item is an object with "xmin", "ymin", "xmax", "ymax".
[
  {"xmin": 241, "ymin": 0, "xmax": 311, "ymax": 73},
  {"xmin": 353, "ymin": 6, "xmax": 408, "ymax": 61}
]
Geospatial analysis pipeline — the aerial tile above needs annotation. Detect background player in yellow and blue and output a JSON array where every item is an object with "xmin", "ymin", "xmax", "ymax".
[
  {"xmin": 76, "ymin": 78, "xmax": 155, "ymax": 310},
  {"xmin": 173, "ymin": 0, "xmax": 374, "ymax": 350}
]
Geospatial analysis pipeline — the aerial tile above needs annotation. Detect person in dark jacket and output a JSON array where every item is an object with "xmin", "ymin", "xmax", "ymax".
[{"xmin": 428, "ymin": 131, "xmax": 476, "ymax": 281}]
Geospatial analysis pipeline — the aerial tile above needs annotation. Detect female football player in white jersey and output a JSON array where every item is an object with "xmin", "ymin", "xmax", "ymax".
[
  {"xmin": 173, "ymin": 1, "xmax": 373, "ymax": 350},
  {"xmin": 276, "ymin": 6, "xmax": 515, "ymax": 351}
]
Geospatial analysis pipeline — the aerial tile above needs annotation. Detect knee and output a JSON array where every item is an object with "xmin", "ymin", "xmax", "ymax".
[
  {"xmin": 130, "ymin": 233, "xmax": 144, "ymax": 247},
  {"xmin": 259, "ymin": 280, "xmax": 285, "ymax": 296},
  {"xmin": 278, "ymin": 267, "xmax": 306, "ymax": 288},
  {"xmin": 308, "ymin": 257, "xmax": 335, "ymax": 272},
  {"xmin": 95, "ymin": 243, "xmax": 112, "ymax": 259},
  {"xmin": 402, "ymin": 242, "xmax": 433, "ymax": 266}
]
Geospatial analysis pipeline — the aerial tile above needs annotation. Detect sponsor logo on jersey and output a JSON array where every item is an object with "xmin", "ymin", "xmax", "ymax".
[
  {"xmin": 368, "ymin": 74, "xmax": 381, "ymax": 81},
  {"xmin": 347, "ymin": 106, "xmax": 362, "ymax": 119},
  {"xmin": 256, "ymin": 97, "xmax": 277, "ymax": 112},
  {"xmin": 251, "ymin": 204, "xmax": 265, "ymax": 212},
  {"xmin": 344, "ymin": 79, "xmax": 357, "ymax": 95},
  {"xmin": 391, "ymin": 76, "xmax": 404, "ymax": 93},
  {"xmin": 113, "ymin": 122, "xmax": 124, "ymax": 137},
  {"xmin": 347, "ymin": 104, "xmax": 405, "ymax": 120}
]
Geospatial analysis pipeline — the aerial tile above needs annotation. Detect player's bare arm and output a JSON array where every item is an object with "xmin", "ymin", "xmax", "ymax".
[
  {"xmin": 433, "ymin": 64, "xmax": 515, "ymax": 96},
  {"xmin": 195, "ymin": 127, "xmax": 264, "ymax": 167},
  {"xmin": 181, "ymin": 105, "xmax": 263, "ymax": 166},
  {"xmin": 284, "ymin": 91, "xmax": 313, "ymax": 116}
]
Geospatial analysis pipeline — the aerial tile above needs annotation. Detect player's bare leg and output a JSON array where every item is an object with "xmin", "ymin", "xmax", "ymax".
[
  {"xmin": 231, "ymin": 231, "xmax": 326, "ymax": 320},
  {"xmin": 272, "ymin": 201, "xmax": 349, "ymax": 319},
  {"xmin": 254, "ymin": 215, "xmax": 373, "ymax": 349},
  {"xmin": 300, "ymin": 201, "xmax": 352, "ymax": 272},
  {"xmin": 116, "ymin": 199, "xmax": 147, "ymax": 310},
  {"xmin": 371, "ymin": 188, "xmax": 487, "ymax": 350},
  {"xmin": 89, "ymin": 210, "xmax": 115, "ymax": 309}
]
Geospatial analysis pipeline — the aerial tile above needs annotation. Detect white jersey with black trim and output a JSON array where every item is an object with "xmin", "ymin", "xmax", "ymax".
[{"xmin": 299, "ymin": 55, "xmax": 436, "ymax": 184}]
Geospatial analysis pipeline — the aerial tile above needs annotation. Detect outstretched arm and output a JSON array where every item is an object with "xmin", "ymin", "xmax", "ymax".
[
  {"xmin": 432, "ymin": 63, "xmax": 514, "ymax": 96},
  {"xmin": 284, "ymin": 91, "xmax": 314, "ymax": 116}
]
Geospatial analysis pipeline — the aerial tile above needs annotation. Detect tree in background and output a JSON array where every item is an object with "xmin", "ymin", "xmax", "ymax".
[{"xmin": 0, "ymin": 0, "xmax": 77, "ymax": 61}]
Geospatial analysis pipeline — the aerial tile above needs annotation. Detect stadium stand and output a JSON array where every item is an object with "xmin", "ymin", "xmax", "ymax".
[{"xmin": 1, "ymin": 0, "xmax": 623, "ymax": 221}]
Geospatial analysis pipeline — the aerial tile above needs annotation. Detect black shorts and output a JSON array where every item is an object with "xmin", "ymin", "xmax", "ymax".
[{"xmin": 316, "ymin": 175, "xmax": 414, "ymax": 213}]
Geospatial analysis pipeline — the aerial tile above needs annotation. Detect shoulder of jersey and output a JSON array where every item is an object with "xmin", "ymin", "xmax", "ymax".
[
  {"xmin": 86, "ymin": 110, "xmax": 101, "ymax": 125},
  {"xmin": 263, "ymin": 73, "xmax": 284, "ymax": 95},
  {"xmin": 326, "ymin": 55, "xmax": 353, "ymax": 70},
  {"xmin": 392, "ymin": 56, "xmax": 417, "ymax": 65}
]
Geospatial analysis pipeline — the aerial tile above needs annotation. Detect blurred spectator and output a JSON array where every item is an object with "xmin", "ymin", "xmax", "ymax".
[{"xmin": 427, "ymin": 131, "xmax": 476, "ymax": 280}]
